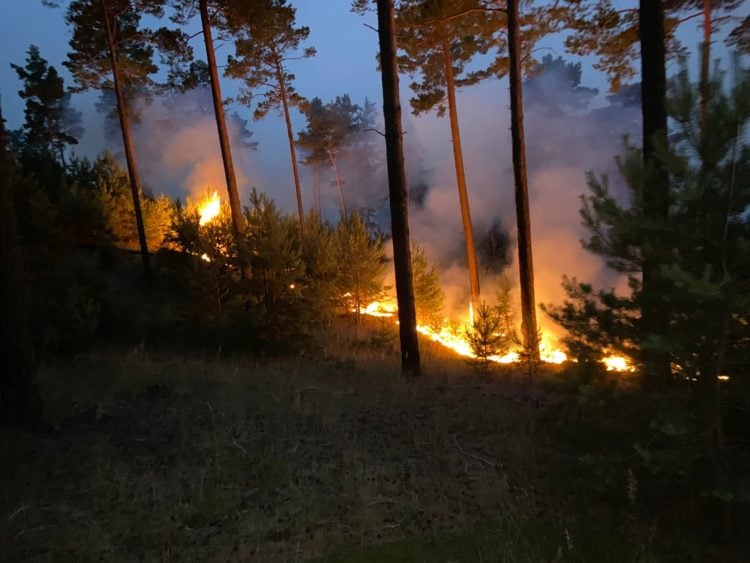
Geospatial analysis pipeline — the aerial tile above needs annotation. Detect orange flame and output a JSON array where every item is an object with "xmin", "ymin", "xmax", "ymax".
[
  {"xmin": 359, "ymin": 298, "xmax": 568, "ymax": 366},
  {"xmin": 356, "ymin": 299, "xmax": 638, "ymax": 372},
  {"xmin": 601, "ymin": 355, "xmax": 635, "ymax": 372},
  {"xmin": 198, "ymin": 190, "xmax": 221, "ymax": 226}
]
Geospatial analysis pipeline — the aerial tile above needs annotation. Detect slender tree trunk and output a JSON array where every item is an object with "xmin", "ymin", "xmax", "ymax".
[
  {"xmin": 328, "ymin": 150, "xmax": 347, "ymax": 220},
  {"xmin": 313, "ymin": 167, "xmax": 321, "ymax": 215},
  {"xmin": 376, "ymin": 0, "xmax": 421, "ymax": 377},
  {"xmin": 440, "ymin": 36, "xmax": 481, "ymax": 314},
  {"xmin": 0, "ymin": 102, "xmax": 41, "ymax": 429},
  {"xmin": 507, "ymin": 0, "xmax": 539, "ymax": 362},
  {"xmin": 273, "ymin": 52, "xmax": 305, "ymax": 231},
  {"xmin": 700, "ymin": 0, "xmax": 711, "ymax": 137},
  {"xmin": 199, "ymin": 0, "xmax": 252, "ymax": 281},
  {"xmin": 101, "ymin": 0, "xmax": 151, "ymax": 280},
  {"xmin": 639, "ymin": 0, "xmax": 670, "ymax": 388}
]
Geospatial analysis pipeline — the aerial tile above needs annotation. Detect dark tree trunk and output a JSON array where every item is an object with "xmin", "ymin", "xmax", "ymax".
[
  {"xmin": 441, "ymin": 36, "xmax": 481, "ymax": 314},
  {"xmin": 273, "ymin": 52, "xmax": 305, "ymax": 232},
  {"xmin": 376, "ymin": 0, "xmax": 421, "ymax": 377},
  {"xmin": 200, "ymin": 0, "xmax": 252, "ymax": 281},
  {"xmin": 700, "ymin": 0, "xmax": 711, "ymax": 134},
  {"xmin": 639, "ymin": 0, "xmax": 670, "ymax": 388},
  {"xmin": 101, "ymin": 0, "xmax": 151, "ymax": 280},
  {"xmin": 0, "ymin": 102, "xmax": 42, "ymax": 429},
  {"xmin": 507, "ymin": 0, "xmax": 539, "ymax": 362}
]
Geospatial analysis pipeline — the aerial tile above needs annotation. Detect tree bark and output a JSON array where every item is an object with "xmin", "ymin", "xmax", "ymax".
[
  {"xmin": 507, "ymin": 0, "xmax": 539, "ymax": 362},
  {"xmin": 273, "ymin": 51, "xmax": 305, "ymax": 232},
  {"xmin": 441, "ymin": 36, "xmax": 481, "ymax": 314},
  {"xmin": 376, "ymin": 0, "xmax": 421, "ymax": 377},
  {"xmin": 199, "ymin": 0, "xmax": 252, "ymax": 281},
  {"xmin": 639, "ymin": 0, "xmax": 671, "ymax": 388},
  {"xmin": 328, "ymin": 149, "xmax": 347, "ymax": 220},
  {"xmin": 101, "ymin": 0, "xmax": 151, "ymax": 280},
  {"xmin": 0, "ymin": 102, "xmax": 41, "ymax": 429}
]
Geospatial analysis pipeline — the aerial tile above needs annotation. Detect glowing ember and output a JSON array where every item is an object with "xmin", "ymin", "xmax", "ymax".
[
  {"xmin": 601, "ymin": 355, "xmax": 635, "ymax": 372},
  {"xmin": 198, "ymin": 190, "xmax": 221, "ymax": 226},
  {"xmin": 200, "ymin": 253, "xmax": 211, "ymax": 263}
]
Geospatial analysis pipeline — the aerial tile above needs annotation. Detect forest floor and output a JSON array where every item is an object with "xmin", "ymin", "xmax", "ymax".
[{"xmin": 0, "ymin": 327, "xmax": 731, "ymax": 561}]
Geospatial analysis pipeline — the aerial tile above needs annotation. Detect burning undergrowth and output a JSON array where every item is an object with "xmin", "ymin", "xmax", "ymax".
[{"xmin": 177, "ymin": 187, "xmax": 633, "ymax": 372}]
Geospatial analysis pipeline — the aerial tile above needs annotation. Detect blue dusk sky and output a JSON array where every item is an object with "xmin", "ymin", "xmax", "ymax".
[{"xmin": 0, "ymin": 1, "xmax": 725, "ymax": 135}]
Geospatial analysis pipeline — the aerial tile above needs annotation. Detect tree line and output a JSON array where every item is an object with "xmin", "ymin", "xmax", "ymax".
[{"xmin": 2, "ymin": 0, "xmax": 749, "ymax": 420}]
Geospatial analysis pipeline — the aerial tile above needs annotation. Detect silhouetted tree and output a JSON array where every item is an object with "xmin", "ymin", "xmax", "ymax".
[
  {"xmin": 11, "ymin": 45, "xmax": 83, "ymax": 165},
  {"xmin": 375, "ymin": 0, "xmax": 422, "ymax": 376},
  {"xmin": 0, "ymin": 102, "xmax": 42, "ymax": 428}
]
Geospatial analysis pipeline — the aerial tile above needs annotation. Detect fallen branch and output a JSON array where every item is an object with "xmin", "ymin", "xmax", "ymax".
[
  {"xmin": 6, "ymin": 505, "xmax": 30, "ymax": 521},
  {"xmin": 453, "ymin": 434, "xmax": 497, "ymax": 468}
]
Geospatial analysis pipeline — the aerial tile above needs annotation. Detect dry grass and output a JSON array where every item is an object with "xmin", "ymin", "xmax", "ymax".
[{"xmin": 0, "ymin": 328, "xmax": 638, "ymax": 561}]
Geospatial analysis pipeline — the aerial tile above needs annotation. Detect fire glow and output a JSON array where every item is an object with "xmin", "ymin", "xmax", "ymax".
[
  {"xmin": 358, "ymin": 299, "xmax": 633, "ymax": 371},
  {"xmin": 196, "ymin": 192, "xmax": 633, "ymax": 372},
  {"xmin": 198, "ymin": 190, "xmax": 221, "ymax": 226}
]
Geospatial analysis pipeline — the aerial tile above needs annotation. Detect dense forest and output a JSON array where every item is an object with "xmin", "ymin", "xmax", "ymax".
[{"xmin": 2, "ymin": 0, "xmax": 750, "ymax": 560}]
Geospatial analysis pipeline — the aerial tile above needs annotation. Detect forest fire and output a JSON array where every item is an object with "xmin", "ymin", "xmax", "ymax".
[
  {"xmin": 602, "ymin": 355, "xmax": 635, "ymax": 372},
  {"xmin": 195, "ymin": 193, "xmax": 632, "ymax": 372},
  {"xmin": 198, "ymin": 190, "xmax": 221, "ymax": 226},
  {"xmin": 359, "ymin": 299, "xmax": 632, "ymax": 371},
  {"xmin": 360, "ymin": 299, "xmax": 568, "ymax": 366}
]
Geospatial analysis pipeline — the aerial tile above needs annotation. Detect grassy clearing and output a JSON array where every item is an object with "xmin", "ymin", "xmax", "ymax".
[{"xmin": 1, "ymin": 326, "xmax": 652, "ymax": 561}]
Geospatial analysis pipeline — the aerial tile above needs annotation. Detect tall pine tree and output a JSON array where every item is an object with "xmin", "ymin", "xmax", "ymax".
[
  {"xmin": 225, "ymin": 0, "xmax": 315, "ymax": 232},
  {"xmin": 57, "ymin": 0, "xmax": 186, "ymax": 278},
  {"xmin": 396, "ymin": 0, "xmax": 505, "ymax": 314}
]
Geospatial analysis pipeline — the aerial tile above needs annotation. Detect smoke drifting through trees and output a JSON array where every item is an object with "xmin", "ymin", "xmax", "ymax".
[{"xmin": 72, "ymin": 58, "xmax": 639, "ymax": 333}]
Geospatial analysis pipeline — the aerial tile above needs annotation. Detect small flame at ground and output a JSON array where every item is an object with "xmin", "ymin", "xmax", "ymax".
[
  {"xmin": 359, "ymin": 299, "xmax": 568, "ymax": 366},
  {"xmin": 357, "ymin": 299, "xmax": 637, "ymax": 371},
  {"xmin": 198, "ymin": 190, "xmax": 221, "ymax": 226},
  {"xmin": 601, "ymin": 355, "xmax": 635, "ymax": 372}
]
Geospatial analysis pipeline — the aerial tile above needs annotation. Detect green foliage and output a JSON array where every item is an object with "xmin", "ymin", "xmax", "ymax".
[
  {"xmin": 300, "ymin": 211, "xmax": 340, "ymax": 319},
  {"xmin": 168, "ymin": 190, "xmax": 342, "ymax": 354},
  {"xmin": 411, "ymin": 243, "xmax": 445, "ymax": 328},
  {"xmin": 542, "ymin": 277, "xmax": 639, "ymax": 363},
  {"xmin": 170, "ymin": 200, "xmax": 245, "ymax": 320},
  {"xmin": 297, "ymin": 95, "xmax": 361, "ymax": 167},
  {"xmin": 544, "ymin": 62, "xmax": 750, "ymax": 534},
  {"xmin": 335, "ymin": 213, "xmax": 386, "ymax": 321},
  {"xmin": 245, "ymin": 189, "xmax": 313, "ymax": 350},
  {"xmin": 560, "ymin": 0, "xmax": 744, "ymax": 92},
  {"xmin": 546, "ymin": 61, "xmax": 750, "ymax": 379},
  {"xmin": 396, "ymin": 0, "xmax": 506, "ymax": 116},
  {"xmin": 464, "ymin": 301, "xmax": 510, "ymax": 370},
  {"xmin": 224, "ymin": 0, "xmax": 314, "ymax": 121},
  {"xmin": 61, "ymin": 0, "xmax": 190, "ymax": 95},
  {"xmin": 95, "ymin": 153, "xmax": 175, "ymax": 251}
]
